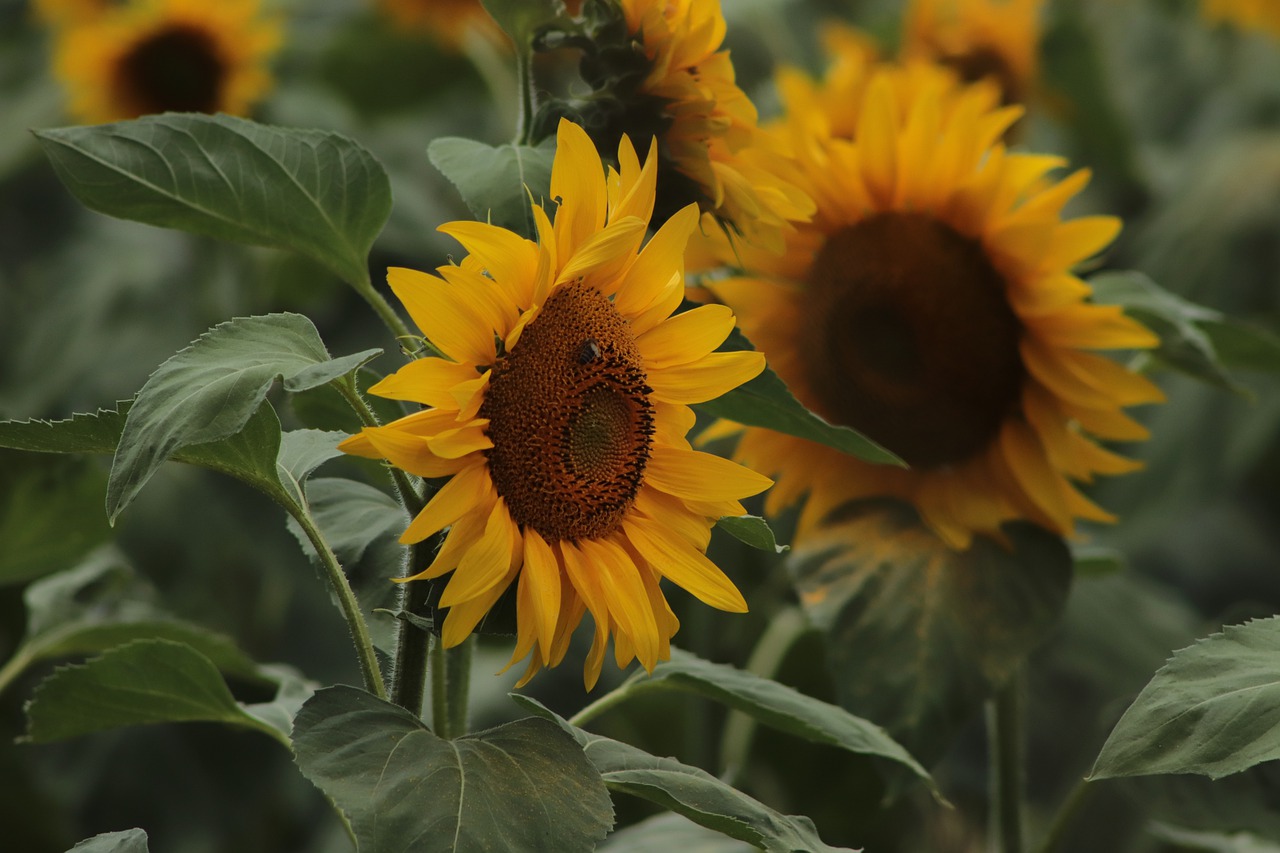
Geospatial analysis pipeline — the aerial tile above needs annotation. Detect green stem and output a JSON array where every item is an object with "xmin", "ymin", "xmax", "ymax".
[
  {"xmin": 1034, "ymin": 778, "xmax": 1095, "ymax": 853},
  {"xmin": 350, "ymin": 270, "xmax": 414, "ymax": 347},
  {"xmin": 293, "ymin": 505, "xmax": 387, "ymax": 701},
  {"xmin": 513, "ymin": 40, "xmax": 537, "ymax": 146},
  {"xmin": 987, "ymin": 671, "xmax": 1026, "ymax": 853},
  {"xmin": 446, "ymin": 636, "xmax": 474, "ymax": 738},
  {"xmin": 720, "ymin": 607, "xmax": 807, "ymax": 784},
  {"xmin": 0, "ymin": 645, "xmax": 36, "ymax": 700},
  {"xmin": 335, "ymin": 378, "xmax": 423, "ymax": 514},
  {"xmin": 463, "ymin": 28, "xmax": 520, "ymax": 143},
  {"xmin": 389, "ymin": 550, "xmax": 435, "ymax": 716},
  {"xmin": 428, "ymin": 637, "xmax": 476, "ymax": 738},
  {"xmin": 567, "ymin": 675, "xmax": 647, "ymax": 728},
  {"xmin": 431, "ymin": 637, "xmax": 450, "ymax": 738}
]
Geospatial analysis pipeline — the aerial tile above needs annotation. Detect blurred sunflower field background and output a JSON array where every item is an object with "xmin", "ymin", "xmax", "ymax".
[{"xmin": 3, "ymin": 0, "xmax": 1280, "ymax": 850}]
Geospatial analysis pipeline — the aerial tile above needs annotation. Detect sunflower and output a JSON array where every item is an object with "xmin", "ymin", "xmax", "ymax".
[
  {"xmin": 340, "ymin": 119, "xmax": 771, "ymax": 689},
  {"xmin": 374, "ymin": 0, "xmax": 503, "ymax": 49},
  {"xmin": 705, "ymin": 56, "xmax": 1163, "ymax": 551},
  {"xmin": 569, "ymin": 0, "xmax": 812, "ymax": 253},
  {"xmin": 32, "ymin": 0, "xmax": 119, "ymax": 27},
  {"xmin": 1202, "ymin": 0, "xmax": 1280, "ymax": 39},
  {"xmin": 901, "ymin": 0, "xmax": 1042, "ymax": 108},
  {"xmin": 50, "ymin": 0, "xmax": 280, "ymax": 124}
]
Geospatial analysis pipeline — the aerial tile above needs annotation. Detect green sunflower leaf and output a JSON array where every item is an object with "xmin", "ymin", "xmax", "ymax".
[
  {"xmin": 427, "ymin": 137, "xmax": 555, "ymax": 240},
  {"xmin": 34, "ymin": 114, "xmax": 391, "ymax": 287},
  {"xmin": 1149, "ymin": 823, "xmax": 1280, "ymax": 853},
  {"xmin": 0, "ymin": 452, "xmax": 111, "ymax": 587},
  {"xmin": 1091, "ymin": 617, "xmax": 1280, "ymax": 781},
  {"xmin": 699, "ymin": 328, "xmax": 903, "ymax": 467},
  {"xmin": 0, "ymin": 403, "xmax": 344, "ymax": 523},
  {"xmin": 22, "ymin": 638, "xmax": 292, "ymax": 746},
  {"xmin": 0, "ymin": 550, "xmax": 275, "ymax": 700},
  {"xmin": 512, "ymin": 695, "xmax": 853, "ymax": 853},
  {"xmin": 788, "ymin": 498, "xmax": 1072, "ymax": 765},
  {"xmin": 291, "ymin": 685, "xmax": 614, "ymax": 853},
  {"xmin": 630, "ymin": 649, "xmax": 935, "ymax": 794},
  {"xmin": 106, "ymin": 313, "xmax": 380, "ymax": 522},
  {"xmin": 275, "ymin": 429, "xmax": 346, "ymax": 507},
  {"xmin": 714, "ymin": 516, "xmax": 788, "ymax": 553},
  {"xmin": 0, "ymin": 406, "xmax": 129, "ymax": 455},
  {"xmin": 67, "ymin": 829, "xmax": 151, "ymax": 853},
  {"xmin": 600, "ymin": 814, "xmax": 756, "ymax": 852},
  {"xmin": 1089, "ymin": 270, "xmax": 1280, "ymax": 393}
]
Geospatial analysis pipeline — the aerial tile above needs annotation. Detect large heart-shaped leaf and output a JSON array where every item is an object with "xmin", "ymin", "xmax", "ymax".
[
  {"xmin": 514, "ymin": 696, "xmax": 854, "ymax": 853},
  {"xmin": 291, "ymin": 686, "xmax": 614, "ymax": 853},
  {"xmin": 788, "ymin": 499, "xmax": 1072, "ymax": 763},
  {"xmin": 35, "ymin": 113, "xmax": 391, "ymax": 286},
  {"xmin": 1092, "ymin": 617, "xmax": 1280, "ymax": 781},
  {"xmin": 23, "ymin": 639, "xmax": 293, "ymax": 746},
  {"xmin": 106, "ymin": 313, "xmax": 379, "ymax": 521}
]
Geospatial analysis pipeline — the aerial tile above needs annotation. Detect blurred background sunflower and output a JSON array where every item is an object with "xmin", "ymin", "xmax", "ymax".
[{"xmin": 44, "ymin": 0, "xmax": 280, "ymax": 123}]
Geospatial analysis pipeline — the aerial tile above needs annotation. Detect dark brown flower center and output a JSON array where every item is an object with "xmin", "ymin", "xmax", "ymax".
[
  {"xmin": 116, "ymin": 25, "xmax": 227, "ymax": 116},
  {"xmin": 480, "ymin": 281, "xmax": 654, "ymax": 541},
  {"xmin": 942, "ymin": 45, "xmax": 1023, "ymax": 108},
  {"xmin": 799, "ymin": 212, "xmax": 1023, "ymax": 468}
]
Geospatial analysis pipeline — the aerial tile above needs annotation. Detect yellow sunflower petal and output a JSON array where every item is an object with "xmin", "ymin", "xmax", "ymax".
[
  {"xmin": 648, "ymin": 351, "xmax": 766, "ymax": 405},
  {"xmin": 367, "ymin": 358, "xmax": 478, "ymax": 408},
  {"xmin": 399, "ymin": 462, "xmax": 492, "ymax": 544},
  {"xmin": 437, "ymin": 220, "xmax": 539, "ymax": 306},
  {"xmin": 622, "ymin": 518, "xmax": 748, "ymax": 613},
  {"xmin": 635, "ymin": 304, "xmax": 736, "ymax": 368},
  {"xmin": 580, "ymin": 537, "xmax": 660, "ymax": 672},
  {"xmin": 646, "ymin": 445, "xmax": 773, "ymax": 502},
  {"xmin": 521, "ymin": 529, "xmax": 563, "ymax": 661},
  {"xmin": 387, "ymin": 267, "xmax": 496, "ymax": 365},
  {"xmin": 551, "ymin": 119, "xmax": 607, "ymax": 264},
  {"xmin": 438, "ymin": 500, "xmax": 517, "ymax": 608}
]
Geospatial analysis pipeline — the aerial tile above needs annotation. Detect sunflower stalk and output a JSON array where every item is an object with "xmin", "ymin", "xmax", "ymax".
[
  {"xmin": 429, "ymin": 636, "xmax": 474, "ymax": 738},
  {"xmin": 513, "ymin": 38, "xmax": 538, "ymax": 146},
  {"xmin": 1033, "ymin": 777, "xmax": 1096, "ymax": 853},
  {"xmin": 987, "ymin": 670, "xmax": 1026, "ymax": 853},
  {"xmin": 719, "ymin": 606, "xmax": 808, "ymax": 784}
]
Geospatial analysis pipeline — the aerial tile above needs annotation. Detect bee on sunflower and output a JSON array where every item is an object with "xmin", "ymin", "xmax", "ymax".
[
  {"xmin": 703, "ymin": 47, "xmax": 1164, "ymax": 552},
  {"xmin": 47, "ymin": 0, "xmax": 280, "ymax": 124},
  {"xmin": 340, "ymin": 119, "xmax": 772, "ymax": 689}
]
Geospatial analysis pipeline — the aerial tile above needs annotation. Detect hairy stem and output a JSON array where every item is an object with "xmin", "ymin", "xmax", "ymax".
[
  {"xmin": 349, "ymin": 270, "xmax": 414, "ymax": 347},
  {"xmin": 293, "ymin": 506, "xmax": 386, "ymax": 701}
]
